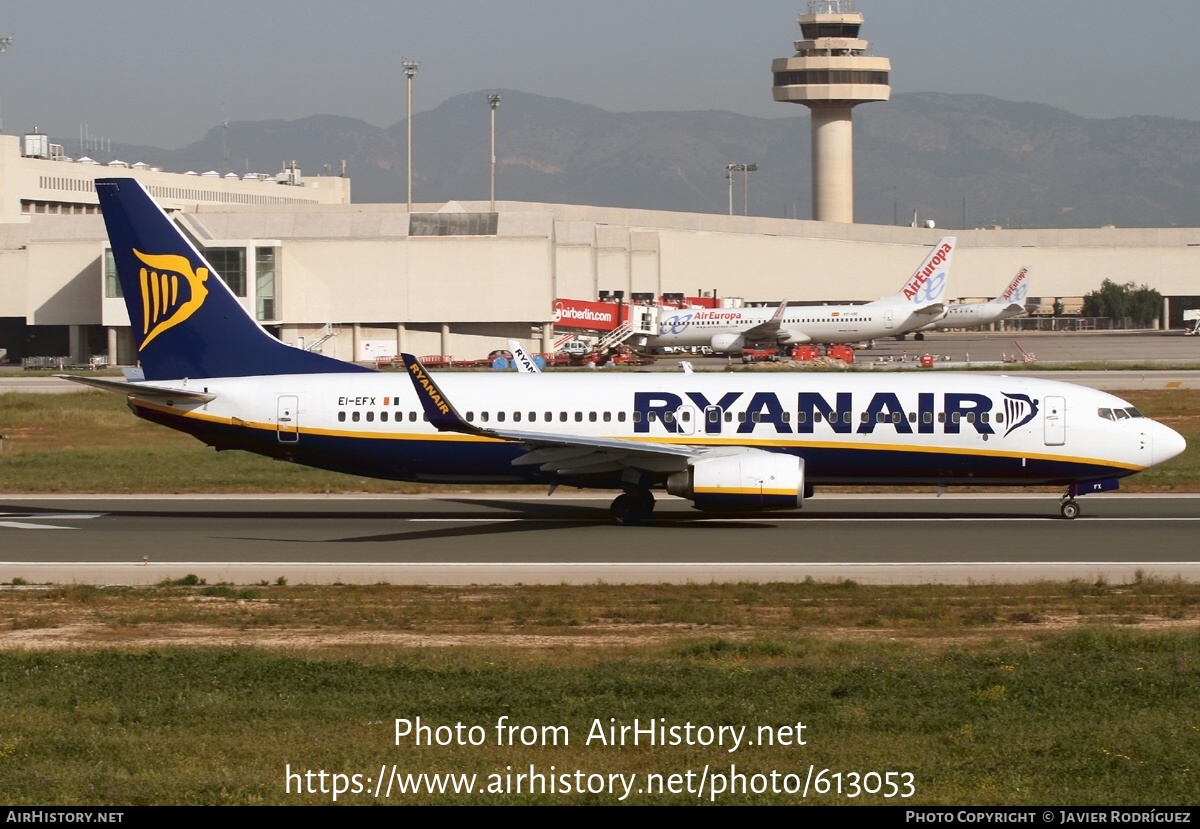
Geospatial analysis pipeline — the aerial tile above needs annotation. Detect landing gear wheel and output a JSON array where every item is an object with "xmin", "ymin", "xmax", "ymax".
[
  {"xmin": 1060, "ymin": 500, "xmax": 1080, "ymax": 520},
  {"xmin": 914, "ymin": 332, "xmax": 925, "ymax": 341},
  {"xmin": 610, "ymin": 490, "xmax": 655, "ymax": 526}
]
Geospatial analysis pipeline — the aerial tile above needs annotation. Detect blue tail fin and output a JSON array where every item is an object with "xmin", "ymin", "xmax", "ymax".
[{"xmin": 96, "ymin": 177, "xmax": 371, "ymax": 380}]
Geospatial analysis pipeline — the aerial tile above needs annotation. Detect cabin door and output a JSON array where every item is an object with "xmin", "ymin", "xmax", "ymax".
[
  {"xmin": 1043, "ymin": 396, "xmax": 1065, "ymax": 446},
  {"xmin": 277, "ymin": 395, "xmax": 299, "ymax": 443}
]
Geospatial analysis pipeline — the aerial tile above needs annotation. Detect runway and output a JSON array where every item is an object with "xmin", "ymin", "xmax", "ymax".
[{"xmin": 2, "ymin": 493, "xmax": 1197, "ymax": 586}]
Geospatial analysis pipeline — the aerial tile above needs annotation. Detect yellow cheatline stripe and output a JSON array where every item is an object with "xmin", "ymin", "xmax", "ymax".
[
  {"xmin": 127, "ymin": 399, "xmax": 1144, "ymax": 471},
  {"xmin": 696, "ymin": 487, "xmax": 796, "ymax": 497}
]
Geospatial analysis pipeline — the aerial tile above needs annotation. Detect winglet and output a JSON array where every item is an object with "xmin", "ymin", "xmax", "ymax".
[
  {"xmin": 770, "ymin": 300, "xmax": 789, "ymax": 323},
  {"xmin": 507, "ymin": 340, "xmax": 542, "ymax": 374},
  {"xmin": 400, "ymin": 353, "xmax": 485, "ymax": 435}
]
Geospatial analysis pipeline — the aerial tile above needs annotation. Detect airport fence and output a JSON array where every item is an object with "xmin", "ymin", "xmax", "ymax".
[{"xmin": 1005, "ymin": 317, "xmax": 1119, "ymax": 332}]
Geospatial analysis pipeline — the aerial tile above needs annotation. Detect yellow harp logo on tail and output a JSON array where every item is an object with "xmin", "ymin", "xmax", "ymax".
[{"xmin": 133, "ymin": 249, "xmax": 210, "ymax": 349}]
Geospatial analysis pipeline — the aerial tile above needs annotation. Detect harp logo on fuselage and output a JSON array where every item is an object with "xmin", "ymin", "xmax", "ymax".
[{"xmin": 133, "ymin": 249, "xmax": 210, "ymax": 349}]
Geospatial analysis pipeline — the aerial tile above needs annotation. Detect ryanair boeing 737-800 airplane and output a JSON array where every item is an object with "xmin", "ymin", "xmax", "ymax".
[{"xmin": 67, "ymin": 179, "xmax": 1186, "ymax": 525}]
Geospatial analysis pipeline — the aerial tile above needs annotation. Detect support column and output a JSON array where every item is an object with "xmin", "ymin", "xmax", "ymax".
[
  {"xmin": 811, "ymin": 106, "xmax": 855, "ymax": 223},
  {"xmin": 440, "ymin": 324, "xmax": 450, "ymax": 357},
  {"xmin": 68, "ymin": 325, "xmax": 84, "ymax": 365},
  {"xmin": 395, "ymin": 323, "xmax": 406, "ymax": 356},
  {"xmin": 106, "ymin": 327, "xmax": 118, "ymax": 366}
]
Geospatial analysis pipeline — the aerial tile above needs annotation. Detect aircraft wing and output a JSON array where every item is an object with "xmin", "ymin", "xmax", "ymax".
[
  {"xmin": 909, "ymin": 301, "xmax": 946, "ymax": 321},
  {"xmin": 739, "ymin": 301, "xmax": 790, "ymax": 342},
  {"xmin": 57, "ymin": 374, "xmax": 216, "ymax": 403},
  {"xmin": 401, "ymin": 354, "xmax": 699, "ymax": 476}
]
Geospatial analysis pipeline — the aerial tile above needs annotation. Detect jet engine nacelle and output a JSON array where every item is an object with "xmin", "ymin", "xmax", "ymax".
[
  {"xmin": 667, "ymin": 450, "xmax": 805, "ymax": 512},
  {"xmin": 710, "ymin": 333, "xmax": 746, "ymax": 354}
]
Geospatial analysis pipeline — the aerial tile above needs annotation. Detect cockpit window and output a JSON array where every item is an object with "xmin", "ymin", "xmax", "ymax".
[
  {"xmin": 1125, "ymin": 407, "xmax": 1144, "ymax": 418},
  {"xmin": 1098, "ymin": 408, "xmax": 1114, "ymax": 421},
  {"xmin": 1114, "ymin": 408, "xmax": 1130, "ymax": 420}
]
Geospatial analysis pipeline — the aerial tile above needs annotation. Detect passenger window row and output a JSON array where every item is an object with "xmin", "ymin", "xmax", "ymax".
[{"xmin": 334, "ymin": 409, "xmax": 1007, "ymax": 426}]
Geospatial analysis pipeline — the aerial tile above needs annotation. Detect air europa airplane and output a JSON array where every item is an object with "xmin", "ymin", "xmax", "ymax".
[
  {"xmin": 67, "ymin": 179, "xmax": 1185, "ymax": 525},
  {"xmin": 649, "ymin": 237, "xmax": 956, "ymax": 354},
  {"xmin": 919, "ymin": 266, "xmax": 1033, "ymax": 333}
]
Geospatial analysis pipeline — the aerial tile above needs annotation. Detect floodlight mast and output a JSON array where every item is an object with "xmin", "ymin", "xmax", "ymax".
[
  {"xmin": 0, "ymin": 34, "xmax": 13, "ymax": 134},
  {"xmin": 488, "ymin": 93, "xmax": 501, "ymax": 211},
  {"xmin": 403, "ymin": 58, "xmax": 419, "ymax": 212}
]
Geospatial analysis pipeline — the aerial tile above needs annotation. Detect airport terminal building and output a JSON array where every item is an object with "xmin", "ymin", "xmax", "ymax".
[{"xmin": 1, "ymin": 130, "xmax": 1198, "ymax": 367}]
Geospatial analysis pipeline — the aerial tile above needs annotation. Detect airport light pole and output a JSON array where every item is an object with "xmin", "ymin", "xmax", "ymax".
[
  {"xmin": 403, "ymin": 58, "xmax": 419, "ymax": 212},
  {"xmin": 742, "ymin": 163, "xmax": 758, "ymax": 215},
  {"xmin": 0, "ymin": 34, "xmax": 13, "ymax": 133},
  {"xmin": 488, "ymin": 93, "xmax": 500, "ymax": 211},
  {"xmin": 726, "ymin": 163, "xmax": 758, "ymax": 215}
]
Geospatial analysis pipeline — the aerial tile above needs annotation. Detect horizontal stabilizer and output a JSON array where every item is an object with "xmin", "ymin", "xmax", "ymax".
[{"xmin": 57, "ymin": 374, "xmax": 216, "ymax": 403}]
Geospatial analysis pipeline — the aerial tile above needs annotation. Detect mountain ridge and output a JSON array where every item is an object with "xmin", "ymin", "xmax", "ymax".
[{"xmin": 58, "ymin": 90, "xmax": 1200, "ymax": 229}]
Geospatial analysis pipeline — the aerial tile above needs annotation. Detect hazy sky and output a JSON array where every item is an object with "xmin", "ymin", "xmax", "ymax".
[{"xmin": 3, "ymin": 0, "xmax": 1198, "ymax": 148}]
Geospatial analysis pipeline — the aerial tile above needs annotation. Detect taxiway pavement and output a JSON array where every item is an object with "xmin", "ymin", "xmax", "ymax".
[{"xmin": 2, "ymin": 494, "xmax": 1197, "ymax": 586}]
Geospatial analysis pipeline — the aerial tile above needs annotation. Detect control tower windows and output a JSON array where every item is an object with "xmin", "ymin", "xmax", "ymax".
[{"xmin": 800, "ymin": 22, "xmax": 860, "ymax": 39}]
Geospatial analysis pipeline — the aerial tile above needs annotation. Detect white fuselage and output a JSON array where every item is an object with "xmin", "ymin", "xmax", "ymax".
[
  {"xmin": 927, "ymin": 301, "xmax": 1025, "ymax": 331},
  {"xmin": 650, "ymin": 298, "xmax": 926, "ymax": 351},
  {"xmin": 128, "ymin": 370, "xmax": 1184, "ymax": 488}
]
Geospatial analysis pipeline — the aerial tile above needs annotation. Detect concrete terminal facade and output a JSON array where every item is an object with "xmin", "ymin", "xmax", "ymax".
[{"xmin": 1, "ymin": 133, "xmax": 1199, "ymax": 367}]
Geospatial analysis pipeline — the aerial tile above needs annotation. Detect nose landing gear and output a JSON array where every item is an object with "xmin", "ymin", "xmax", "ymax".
[
  {"xmin": 1059, "ymin": 495, "xmax": 1080, "ymax": 520},
  {"xmin": 1059, "ymin": 479, "xmax": 1121, "ymax": 519}
]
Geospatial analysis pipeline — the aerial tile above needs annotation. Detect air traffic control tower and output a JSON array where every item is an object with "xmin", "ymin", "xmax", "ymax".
[{"xmin": 772, "ymin": 1, "xmax": 890, "ymax": 223}]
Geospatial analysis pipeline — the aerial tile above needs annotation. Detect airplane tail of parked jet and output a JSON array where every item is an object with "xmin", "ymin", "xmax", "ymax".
[
  {"xmin": 892, "ymin": 237, "xmax": 955, "ymax": 315},
  {"xmin": 95, "ymin": 178, "xmax": 370, "ymax": 381},
  {"xmin": 995, "ymin": 266, "xmax": 1031, "ymax": 312}
]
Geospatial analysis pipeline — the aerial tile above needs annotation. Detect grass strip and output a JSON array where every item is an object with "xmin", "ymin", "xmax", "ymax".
[{"xmin": 0, "ymin": 580, "xmax": 1197, "ymax": 805}]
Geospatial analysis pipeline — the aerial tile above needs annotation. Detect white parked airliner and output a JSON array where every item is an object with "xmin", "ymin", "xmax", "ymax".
[
  {"xmin": 649, "ymin": 238, "xmax": 955, "ymax": 353},
  {"xmin": 919, "ymin": 266, "xmax": 1032, "ymax": 333},
  {"xmin": 66, "ymin": 180, "xmax": 1185, "ymax": 524}
]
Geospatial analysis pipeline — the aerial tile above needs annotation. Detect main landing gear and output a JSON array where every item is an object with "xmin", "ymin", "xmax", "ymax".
[{"xmin": 610, "ymin": 488, "xmax": 655, "ymax": 526}]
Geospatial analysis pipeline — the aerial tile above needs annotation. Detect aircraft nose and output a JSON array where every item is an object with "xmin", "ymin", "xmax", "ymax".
[{"xmin": 1153, "ymin": 421, "xmax": 1187, "ymax": 466}]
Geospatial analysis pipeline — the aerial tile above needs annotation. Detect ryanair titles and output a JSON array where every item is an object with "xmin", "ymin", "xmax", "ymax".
[
  {"xmin": 407, "ymin": 362, "xmax": 451, "ymax": 416},
  {"xmin": 634, "ymin": 390, "xmax": 1037, "ymax": 436}
]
